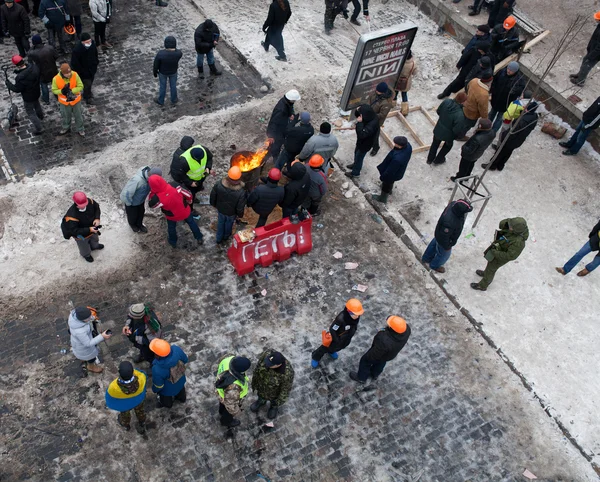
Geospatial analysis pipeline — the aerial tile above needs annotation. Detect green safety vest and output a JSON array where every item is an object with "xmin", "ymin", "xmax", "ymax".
[
  {"xmin": 181, "ymin": 145, "xmax": 208, "ymax": 181},
  {"xmin": 216, "ymin": 356, "xmax": 249, "ymax": 399}
]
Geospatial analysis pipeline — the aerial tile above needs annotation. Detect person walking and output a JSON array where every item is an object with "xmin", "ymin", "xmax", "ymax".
[
  {"xmin": 451, "ymin": 118, "xmax": 495, "ymax": 180},
  {"xmin": 262, "ymin": 0, "xmax": 291, "ymax": 62},
  {"xmin": 276, "ymin": 111, "xmax": 314, "ymax": 169},
  {"xmin": 122, "ymin": 303, "xmax": 163, "ymax": 363},
  {"xmin": 311, "ymin": 298, "xmax": 363, "ymax": 368},
  {"xmin": 89, "ymin": 0, "xmax": 111, "ymax": 49},
  {"xmin": 27, "ymin": 34, "xmax": 58, "ymax": 104},
  {"xmin": 394, "ymin": 50, "xmax": 417, "ymax": 116},
  {"xmin": 170, "ymin": 143, "xmax": 214, "ymax": 216},
  {"xmin": 570, "ymin": 12, "xmax": 600, "ymax": 86},
  {"xmin": 66, "ymin": 0, "xmax": 82, "ymax": 38},
  {"xmin": 297, "ymin": 121, "xmax": 339, "ymax": 175},
  {"xmin": 421, "ymin": 199, "xmax": 473, "ymax": 273},
  {"xmin": 266, "ymin": 89, "xmax": 300, "ymax": 162},
  {"xmin": 153, "ymin": 35, "xmax": 182, "ymax": 106},
  {"xmin": 215, "ymin": 355, "xmax": 251, "ymax": 427},
  {"xmin": 105, "ymin": 361, "xmax": 148, "ymax": 433},
  {"xmin": 194, "ymin": 19, "xmax": 221, "ymax": 76},
  {"xmin": 209, "ymin": 166, "xmax": 248, "ymax": 245},
  {"xmin": 427, "ymin": 92, "xmax": 468, "ymax": 165},
  {"xmin": 437, "ymin": 41, "xmax": 490, "ymax": 99},
  {"xmin": 150, "ymin": 339, "xmax": 188, "ymax": 408},
  {"xmin": 556, "ymin": 219, "xmax": 600, "ymax": 277},
  {"xmin": 471, "ymin": 217, "xmax": 529, "ymax": 291},
  {"xmin": 39, "ymin": 0, "xmax": 68, "ymax": 53},
  {"xmin": 120, "ymin": 166, "xmax": 162, "ymax": 233},
  {"xmin": 281, "ymin": 160, "xmax": 311, "ymax": 219},
  {"xmin": 60, "ymin": 191, "xmax": 103, "ymax": 262},
  {"xmin": 70, "ymin": 33, "xmax": 99, "ymax": 105},
  {"xmin": 345, "ymin": 104, "xmax": 379, "ymax": 178},
  {"xmin": 68, "ymin": 306, "xmax": 111, "ymax": 374},
  {"xmin": 463, "ymin": 76, "xmax": 492, "ymax": 128},
  {"xmin": 250, "ymin": 350, "xmax": 294, "ymax": 419},
  {"xmin": 559, "ymin": 96, "xmax": 600, "ymax": 156},
  {"xmin": 349, "ymin": 315, "xmax": 411, "ymax": 384},
  {"xmin": 147, "ymin": 174, "xmax": 204, "ymax": 248},
  {"xmin": 247, "ymin": 168, "xmax": 284, "ymax": 227},
  {"xmin": 350, "ymin": 0, "xmax": 367, "ymax": 26},
  {"xmin": 368, "ymin": 82, "xmax": 395, "ymax": 156},
  {"xmin": 488, "ymin": 61, "xmax": 525, "ymax": 132},
  {"xmin": 373, "ymin": 136, "xmax": 412, "ymax": 203},
  {"xmin": 52, "ymin": 61, "xmax": 85, "ymax": 137},
  {"xmin": 5, "ymin": 55, "xmax": 44, "ymax": 135},
  {"xmin": 302, "ymin": 155, "xmax": 328, "ymax": 215},
  {"xmin": 324, "ymin": 0, "xmax": 343, "ymax": 34},
  {"xmin": 0, "ymin": 0, "xmax": 30, "ymax": 56}
]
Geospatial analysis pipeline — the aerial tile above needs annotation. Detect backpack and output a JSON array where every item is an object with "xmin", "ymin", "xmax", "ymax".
[{"xmin": 60, "ymin": 215, "xmax": 75, "ymax": 240}]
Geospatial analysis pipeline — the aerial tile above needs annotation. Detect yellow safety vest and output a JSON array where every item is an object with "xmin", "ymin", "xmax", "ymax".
[
  {"xmin": 181, "ymin": 145, "xmax": 208, "ymax": 181},
  {"xmin": 216, "ymin": 356, "xmax": 249, "ymax": 399}
]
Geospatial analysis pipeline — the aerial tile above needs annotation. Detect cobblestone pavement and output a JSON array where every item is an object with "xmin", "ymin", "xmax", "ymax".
[{"xmin": 0, "ymin": 0, "xmax": 263, "ymax": 182}]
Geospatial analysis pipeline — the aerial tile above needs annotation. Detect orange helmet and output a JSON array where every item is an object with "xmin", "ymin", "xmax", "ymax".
[
  {"xmin": 228, "ymin": 166, "xmax": 242, "ymax": 180},
  {"xmin": 345, "ymin": 298, "xmax": 364, "ymax": 315},
  {"xmin": 387, "ymin": 315, "xmax": 407, "ymax": 333},
  {"xmin": 149, "ymin": 338, "xmax": 171, "ymax": 357},
  {"xmin": 308, "ymin": 154, "xmax": 324, "ymax": 168},
  {"xmin": 503, "ymin": 15, "xmax": 516, "ymax": 30},
  {"xmin": 595, "ymin": 11, "xmax": 600, "ymax": 21},
  {"xmin": 64, "ymin": 23, "xmax": 76, "ymax": 35}
]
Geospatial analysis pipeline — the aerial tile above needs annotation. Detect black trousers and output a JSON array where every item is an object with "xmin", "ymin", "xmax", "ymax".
[
  {"xmin": 427, "ymin": 137, "xmax": 453, "ymax": 164},
  {"xmin": 94, "ymin": 21, "xmax": 107, "ymax": 45},
  {"xmin": 158, "ymin": 386, "xmax": 186, "ymax": 408},
  {"xmin": 133, "ymin": 342, "xmax": 155, "ymax": 362},
  {"xmin": 455, "ymin": 157, "xmax": 475, "ymax": 178},
  {"xmin": 312, "ymin": 344, "xmax": 338, "ymax": 361},
  {"xmin": 219, "ymin": 402, "xmax": 235, "ymax": 426},
  {"xmin": 125, "ymin": 204, "xmax": 145, "ymax": 229},
  {"xmin": 82, "ymin": 77, "xmax": 95, "ymax": 100},
  {"xmin": 349, "ymin": 0, "xmax": 361, "ymax": 20},
  {"xmin": 264, "ymin": 25, "xmax": 285, "ymax": 58},
  {"xmin": 256, "ymin": 214, "xmax": 269, "ymax": 228},
  {"xmin": 490, "ymin": 145, "xmax": 515, "ymax": 170},
  {"xmin": 381, "ymin": 181, "xmax": 394, "ymax": 194},
  {"xmin": 442, "ymin": 73, "xmax": 467, "ymax": 96}
]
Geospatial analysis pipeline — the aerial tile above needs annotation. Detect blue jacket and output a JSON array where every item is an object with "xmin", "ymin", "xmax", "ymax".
[
  {"xmin": 151, "ymin": 345, "xmax": 188, "ymax": 396},
  {"xmin": 39, "ymin": 0, "xmax": 69, "ymax": 28},
  {"xmin": 120, "ymin": 166, "xmax": 152, "ymax": 206},
  {"xmin": 377, "ymin": 144, "xmax": 412, "ymax": 183}
]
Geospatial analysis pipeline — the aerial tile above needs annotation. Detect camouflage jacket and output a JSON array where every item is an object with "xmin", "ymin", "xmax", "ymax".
[{"xmin": 251, "ymin": 349, "xmax": 294, "ymax": 406}]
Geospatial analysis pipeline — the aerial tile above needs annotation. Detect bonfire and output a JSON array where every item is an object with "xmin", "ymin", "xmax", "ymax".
[{"xmin": 230, "ymin": 141, "xmax": 270, "ymax": 172}]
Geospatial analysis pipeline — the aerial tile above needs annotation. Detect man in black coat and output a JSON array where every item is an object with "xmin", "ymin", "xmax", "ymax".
[
  {"xmin": 247, "ymin": 168, "xmax": 284, "ymax": 227},
  {"xmin": 262, "ymin": 0, "xmax": 291, "ymax": 61},
  {"xmin": 452, "ymin": 118, "xmax": 496, "ymax": 180},
  {"xmin": 71, "ymin": 33, "xmax": 99, "ymax": 105},
  {"xmin": 60, "ymin": 191, "xmax": 103, "ymax": 262},
  {"xmin": 556, "ymin": 219, "xmax": 600, "ymax": 277},
  {"xmin": 438, "ymin": 41, "xmax": 490, "ymax": 99},
  {"xmin": 266, "ymin": 89, "xmax": 300, "ymax": 162},
  {"xmin": 1, "ymin": 0, "xmax": 30, "ymax": 56},
  {"xmin": 275, "ymin": 111, "xmax": 314, "ymax": 170},
  {"xmin": 172, "ymin": 136, "xmax": 195, "ymax": 164},
  {"xmin": 281, "ymin": 160, "xmax": 310, "ymax": 218},
  {"xmin": 194, "ymin": 19, "xmax": 221, "ymax": 76},
  {"xmin": 346, "ymin": 103, "xmax": 379, "ymax": 178},
  {"xmin": 490, "ymin": 17, "xmax": 522, "ymax": 61},
  {"xmin": 349, "ymin": 315, "xmax": 411, "ymax": 384},
  {"xmin": 487, "ymin": 0, "xmax": 514, "ymax": 28},
  {"xmin": 483, "ymin": 101, "xmax": 539, "ymax": 171},
  {"xmin": 571, "ymin": 13, "xmax": 600, "ymax": 86},
  {"xmin": 488, "ymin": 61, "xmax": 525, "ymax": 131},
  {"xmin": 373, "ymin": 136, "xmax": 412, "ymax": 204},
  {"xmin": 210, "ymin": 167, "xmax": 247, "ymax": 244},
  {"xmin": 27, "ymin": 34, "xmax": 58, "ymax": 104},
  {"xmin": 559, "ymin": 96, "xmax": 600, "ymax": 156},
  {"xmin": 153, "ymin": 35, "xmax": 182, "ymax": 106},
  {"xmin": 5, "ymin": 55, "xmax": 44, "ymax": 134},
  {"xmin": 422, "ymin": 199, "xmax": 473, "ymax": 273}
]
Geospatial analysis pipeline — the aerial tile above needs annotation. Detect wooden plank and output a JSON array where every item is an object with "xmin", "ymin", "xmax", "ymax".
[
  {"xmin": 413, "ymin": 145, "xmax": 431, "ymax": 153},
  {"xmin": 398, "ymin": 112, "xmax": 426, "ymax": 147},
  {"xmin": 493, "ymin": 30, "xmax": 551, "ymax": 74},
  {"xmin": 419, "ymin": 106, "xmax": 437, "ymax": 126},
  {"xmin": 379, "ymin": 128, "xmax": 394, "ymax": 149}
]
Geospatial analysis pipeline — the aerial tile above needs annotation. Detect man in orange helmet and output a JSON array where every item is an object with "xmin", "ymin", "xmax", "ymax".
[
  {"xmin": 570, "ymin": 11, "xmax": 600, "ymax": 86},
  {"xmin": 209, "ymin": 166, "xmax": 248, "ymax": 245},
  {"xmin": 349, "ymin": 315, "xmax": 411, "ymax": 384},
  {"xmin": 150, "ymin": 339, "xmax": 189, "ymax": 408},
  {"xmin": 311, "ymin": 299, "xmax": 363, "ymax": 368},
  {"xmin": 490, "ymin": 15, "xmax": 523, "ymax": 61}
]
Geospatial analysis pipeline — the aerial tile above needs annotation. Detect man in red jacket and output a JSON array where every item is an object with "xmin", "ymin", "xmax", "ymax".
[{"xmin": 148, "ymin": 175, "xmax": 203, "ymax": 248}]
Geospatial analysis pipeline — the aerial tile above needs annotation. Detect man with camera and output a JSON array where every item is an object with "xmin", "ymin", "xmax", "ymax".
[
  {"xmin": 68, "ymin": 306, "xmax": 112, "ymax": 374},
  {"xmin": 61, "ymin": 191, "xmax": 104, "ymax": 262},
  {"xmin": 52, "ymin": 60, "xmax": 85, "ymax": 136}
]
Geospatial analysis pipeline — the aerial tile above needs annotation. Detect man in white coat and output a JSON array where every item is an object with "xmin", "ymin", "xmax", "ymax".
[{"xmin": 68, "ymin": 306, "xmax": 112, "ymax": 374}]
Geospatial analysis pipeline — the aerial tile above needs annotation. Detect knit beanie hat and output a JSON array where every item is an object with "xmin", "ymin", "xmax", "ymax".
[
  {"xmin": 32, "ymin": 34, "xmax": 43, "ymax": 45},
  {"xmin": 376, "ymin": 82, "xmax": 388, "ymax": 93},
  {"xmin": 230, "ymin": 356, "xmax": 251, "ymax": 373},
  {"xmin": 129, "ymin": 303, "xmax": 145, "ymax": 319},
  {"xmin": 300, "ymin": 111, "xmax": 311, "ymax": 124},
  {"xmin": 507, "ymin": 61, "xmax": 520, "ymax": 72},
  {"xmin": 393, "ymin": 136, "xmax": 408, "ymax": 147},
  {"xmin": 148, "ymin": 167, "xmax": 163, "ymax": 177},
  {"xmin": 118, "ymin": 361, "xmax": 134, "ymax": 381},
  {"xmin": 75, "ymin": 306, "xmax": 93, "ymax": 321},
  {"xmin": 80, "ymin": 32, "xmax": 91, "ymax": 41}
]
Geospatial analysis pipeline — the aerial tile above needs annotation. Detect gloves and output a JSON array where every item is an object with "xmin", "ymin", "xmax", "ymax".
[
  {"xmin": 42, "ymin": 15, "xmax": 49, "ymax": 25},
  {"xmin": 4, "ymin": 31, "xmax": 9, "ymax": 37},
  {"xmin": 61, "ymin": 85, "xmax": 71, "ymax": 95},
  {"xmin": 65, "ymin": 14, "xmax": 70, "ymax": 21}
]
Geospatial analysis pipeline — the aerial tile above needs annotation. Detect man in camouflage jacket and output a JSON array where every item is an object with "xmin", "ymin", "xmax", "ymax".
[{"xmin": 250, "ymin": 349, "xmax": 294, "ymax": 419}]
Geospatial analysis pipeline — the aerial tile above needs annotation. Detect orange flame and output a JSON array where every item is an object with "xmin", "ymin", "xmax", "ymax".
[{"xmin": 231, "ymin": 141, "xmax": 270, "ymax": 172}]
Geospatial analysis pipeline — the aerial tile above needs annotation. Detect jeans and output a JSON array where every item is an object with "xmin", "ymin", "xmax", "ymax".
[
  {"xmin": 216, "ymin": 212, "xmax": 236, "ymax": 243},
  {"xmin": 82, "ymin": 77, "xmax": 94, "ymax": 100},
  {"xmin": 24, "ymin": 100, "xmax": 44, "ymax": 133},
  {"xmin": 13, "ymin": 35, "xmax": 30, "ymax": 56},
  {"xmin": 158, "ymin": 73, "xmax": 178, "ymax": 104},
  {"xmin": 351, "ymin": 148, "xmax": 368, "ymax": 176},
  {"xmin": 94, "ymin": 21, "xmax": 106, "ymax": 45},
  {"xmin": 563, "ymin": 241, "xmax": 600, "ymax": 273},
  {"xmin": 40, "ymin": 82, "xmax": 50, "ymax": 103},
  {"xmin": 46, "ymin": 24, "xmax": 65, "ymax": 51},
  {"xmin": 264, "ymin": 25, "xmax": 286, "ymax": 58},
  {"xmin": 563, "ymin": 120, "xmax": 591, "ymax": 154},
  {"xmin": 488, "ymin": 107, "xmax": 504, "ymax": 132},
  {"xmin": 275, "ymin": 148, "xmax": 293, "ymax": 170},
  {"xmin": 59, "ymin": 102, "xmax": 84, "ymax": 133},
  {"xmin": 125, "ymin": 204, "xmax": 146, "ymax": 229},
  {"xmin": 356, "ymin": 355, "xmax": 386, "ymax": 382},
  {"xmin": 197, "ymin": 49, "xmax": 215, "ymax": 67},
  {"xmin": 427, "ymin": 136, "xmax": 453, "ymax": 164},
  {"xmin": 422, "ymin": 238, "xmax": 452, "ymax": 269},
  {"xmin": 401, "ymin": 91, "xmax": 408, "ymax": 102},
  {"xmin": 576, "ymin": 54, "xmax": 598, "ymax": 82},
  {"xmin": 158, "ymin": 387, "xmax": 186, "ymax": 408},
  {"xmin": 166, "ymin": 213, "xmax": 203, "ymax": 247}
]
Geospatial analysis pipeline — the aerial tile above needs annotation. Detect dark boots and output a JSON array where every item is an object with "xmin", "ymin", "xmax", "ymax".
[
  {"xmin": 197, "ymin": 65, "xmax": 204, "ymax": 77},
  {"xmin": 209, "ymin": 64, "xmax": 222, "ymax": 76},
  {"xmin": 372, "ymin": 191, "xmax": 389, "ymax": 203}
]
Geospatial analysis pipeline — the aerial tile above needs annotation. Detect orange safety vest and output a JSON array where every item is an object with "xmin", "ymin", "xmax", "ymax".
[{"xmin": 54, "ymin": 73, "xmax": 81, "ymax": 106}]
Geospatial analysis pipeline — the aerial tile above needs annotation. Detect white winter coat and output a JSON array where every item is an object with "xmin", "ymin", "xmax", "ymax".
[
  {"xmin": 68, "ymin": 309, "xmax": 104, "ymax": 361},
  {"xmin": 89, "ymin": 0, "xmax": 111, "ymax": 23}
]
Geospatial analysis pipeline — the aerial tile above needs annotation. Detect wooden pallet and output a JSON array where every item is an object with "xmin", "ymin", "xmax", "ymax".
[{"xmin": 380, "ymin": 105, "xmax": 436, "ymax": 153}]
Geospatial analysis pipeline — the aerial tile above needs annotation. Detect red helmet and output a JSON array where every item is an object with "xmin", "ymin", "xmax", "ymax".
[
  {"xmin": 11, "ymin": 55, "xmax": 23, "ymax": 66},
  {"xmin": 268, "ymin": 168, "xmax": 281, "ymax": 181},
  {"xmin": 72, "ymin": 191, "xmax": 88, "ymax": 206}
]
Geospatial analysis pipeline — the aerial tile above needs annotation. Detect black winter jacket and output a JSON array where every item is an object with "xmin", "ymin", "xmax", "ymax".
[
  {"xmin": 586, "ymin": 24, "xmax": 600, "ymax": 62},
  {"xmin": 434, "ymin": 199, "xmax": 473, "ymax": 250},
  {"xmin": 153, "ymin": 36, "xmax": 182, "ymax": 76},
  {"xmin": 172, "ymin": 136, "xmax": 195, "ymax": 165},
  {"xmin": 170, "ymin": 145, "xmax": 213, "ymax": 188},
  {"xmin": 282, "ymin": 162, "xmax": 310, "ymax": 209},
  {"xmin": 39, "ymin": 0, "xmax": 69, "ymax": 28},
  {"xmin": 247, "ymin": 179, "xmax": 284, "ymax": 216},
  {"xmin": 490, "ymin": 68, "xmax": 525, "ymax": 112},
  {"xmin": 267, "ymin": 96, "xmax": 295, "ymax": 140},
  {"xmin": 456, "ymin": 41, "xmax": 487, "ymax": 78},
  {"xmin": 263, "ymin": 0, "xmax": 291, "ymax": 31},
  {"xmin": 490, "ymin": 25, "xmax": 521, "ymax": 61},
  {"xmin": 582, "ymin": 96, "xmax": 600, "ymax": 130},
  {"xmin": 363, "ymin": 325, "xmax": 411, "ymax": 362},
  {"xmin": 328, "ymin": 309, "xmax": 360, "ymax": 351},
  {"xmin": 71, "ymin": 41, "xmax": 99, "ymax": 79},
  {"xmin": 377, "ymin": 144, "xmax": 412, "ymax": 183},
  {"xmin": 61, "ymin": 198, "xmax": 101, "ymax": 239},
  {"xmin": 461, "ymin": 127, "xmax": 496, "ymax": 161},
  {"xmin": 502, "ymin": 101, "xmax": 539, "ymax": 150},
  {"xmin": 284, "ymin": 121, "xmax": 314, "ymax": 156},
  {"xmin": 210, "ymin": 177, "xmax": 247, "ymax": 218},
  {"xmin": 588, "ymin": 220, "xmax": 600, "ymax": 251},
  {"xmin": 355, "ymin": 104, "xmax": 379, "ymax": 152},
  {"xmin": 6, "ymin": 64, "xmax": 40, "ymax": 102},
  {"xmin": 1, "ymin": 3, "xmax": 30, "ymax": 36},
  {"xmin": 194, "ymin": 20, "xmax": 220, "ymax": 54},
  {"xmin": 28, "ymin": 44, "xmax": 58, "ymax": 83}
]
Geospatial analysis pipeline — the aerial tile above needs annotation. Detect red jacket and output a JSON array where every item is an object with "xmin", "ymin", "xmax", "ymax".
[{"xmin": 148, "ymin": 175, "xmax": 192, "ymax": 221}]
